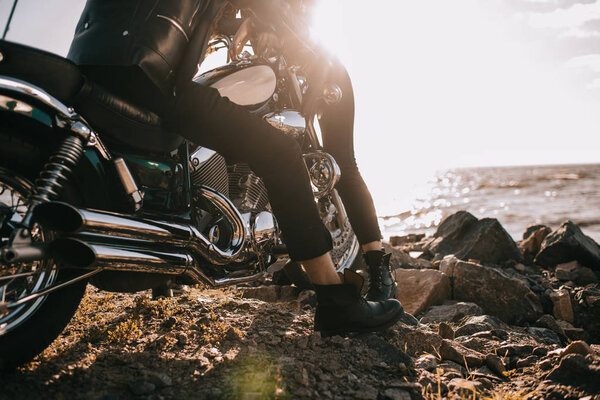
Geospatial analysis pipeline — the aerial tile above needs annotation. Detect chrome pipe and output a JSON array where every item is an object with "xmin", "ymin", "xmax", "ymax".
[
  {"xmin": 48, "ymin": 238, "xmax": 193, "ymax": 275},
  {"xmin": 46, "ymin": 237, "xmax": 264, "ymax": 287},
  {"xmin": 33, "ymin": 186, "xmax": 249, "ymax": 265}
]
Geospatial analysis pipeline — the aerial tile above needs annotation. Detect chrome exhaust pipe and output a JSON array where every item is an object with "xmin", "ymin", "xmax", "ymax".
[
  {"xmin": 48, "ymin": 237, "xmax": 194, "ymax": 275},
  {"xmin": 33, "ymin": 187, "xmax": 249, "ymax": 265},
  {"xmin": 47, "ymin": 237, "xmax": 264, "ymax": 287}
]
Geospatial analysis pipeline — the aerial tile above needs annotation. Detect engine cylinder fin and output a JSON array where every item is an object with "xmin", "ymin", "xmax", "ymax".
[{"xmin": 190, "ymin": 151, "xmax": 229, "ymax": 197}]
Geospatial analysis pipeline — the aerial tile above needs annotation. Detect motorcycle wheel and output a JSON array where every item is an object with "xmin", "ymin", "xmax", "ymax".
[
  {"xmin": 318, "ymin": 189, "xmax": 361, "ymax": 272},
  {"xmin": 0, "ymin": 166, "xmax": 87, "ymax": 371}
]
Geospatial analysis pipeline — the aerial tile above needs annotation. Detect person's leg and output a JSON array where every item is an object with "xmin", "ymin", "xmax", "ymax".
[
  {"xmin": 319, "ymin": 61, "xmax": 396, "ymax": 301},
  {"xmin": 174, "ymin": 81, "xmax": 404, "ymax": 331}
]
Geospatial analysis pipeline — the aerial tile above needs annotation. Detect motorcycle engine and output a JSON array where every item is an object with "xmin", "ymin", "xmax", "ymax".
[{"xmin": 190, "ymin": 146, "xmax": 276, "ymax": 261}]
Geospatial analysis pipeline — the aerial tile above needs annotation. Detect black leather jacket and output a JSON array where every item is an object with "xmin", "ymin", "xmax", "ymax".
[{"xmin": 68, "ymin": 0, "xmax": 227, "ymax": 94}]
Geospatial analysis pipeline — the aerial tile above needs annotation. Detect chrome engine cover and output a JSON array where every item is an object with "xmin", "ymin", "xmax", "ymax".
[
  {"xmin": 190, "ymin": 146, "xmax": 276, "ymax": 263},
  {"xmin": 190, "ymin": 146, "xmax": 229, "ymax": 197}
]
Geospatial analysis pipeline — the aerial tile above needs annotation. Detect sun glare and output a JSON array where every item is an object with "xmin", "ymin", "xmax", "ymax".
[{"xmin": 309, "ymin": 0, "xmax": 345, "ymax": 58}]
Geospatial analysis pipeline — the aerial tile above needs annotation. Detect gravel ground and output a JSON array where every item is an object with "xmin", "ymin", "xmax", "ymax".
[{"xmin": 1, "ymin": 285, "xmax": 599, "ymax": 400}]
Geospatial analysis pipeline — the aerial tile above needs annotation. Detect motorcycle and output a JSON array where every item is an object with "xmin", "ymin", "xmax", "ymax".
[{"xmin": 0, "ymin": 3, "xmax": 359, "ymax": 368}]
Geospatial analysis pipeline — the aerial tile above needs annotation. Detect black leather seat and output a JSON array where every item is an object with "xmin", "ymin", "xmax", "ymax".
[{"xmin": 0, "ymin": 40, "xmax": 182, "ymax": 153}]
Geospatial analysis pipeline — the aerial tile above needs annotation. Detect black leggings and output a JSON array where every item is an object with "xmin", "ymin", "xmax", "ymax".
[{"xmin": 320, "ymin": 61, "xmax": 382, "ymax": 245}]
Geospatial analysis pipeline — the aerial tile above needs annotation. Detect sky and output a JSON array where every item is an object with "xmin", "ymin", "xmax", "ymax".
[{"xmin": 1, "ymin": 0, "xmax": 599, "ymax": 215}]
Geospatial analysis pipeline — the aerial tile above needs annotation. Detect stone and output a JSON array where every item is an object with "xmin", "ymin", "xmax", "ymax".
[
  {"xmin": 241, "ymin": 286, "xmax": 279, "ymax": 302},
  {"xmin": 454, "ymin": 315, "xmax": 507, "ymax": 338},
  {"xmin": 549, "ymin": 290, "xmax": 574, "ymax": 323},
  {"xmin": 414, "ymin": 354, "xmax": 438, "ymax": 371},
  {"xmin": 520, "ymin": 226, "xmax": 552, "ymax": 255},
  {"xmin": 394, "ymin": 268, "xmax": 451, "ymax": 315},
  {"xmin": 439, "ymin": 339, "xmax": 485, "ymax": 367},
  {"xmin": 390, "ymin": 234, "xmax": 425, "ymax": 247},
  {"xmin": 395, "ymin": 326, "xmax": 443, "ymax": 356},
  {"xmin": 555, "ymin": 261, "xmax": 599, "ymax": 285},
  {"xmin": 383, "ymin": 243, "xmax": 434, "ymax": 269},
  {"xmin": 127, "ymin": 380, "xmax": 155, "ymax": 396},
  {"xmin": 525, "ymin": 327, "xmax": 561, "ymax": 345},
  {"xmin": 420, "ymin": 301, "xmax": 483, "ymax": 323},
  {"xmin": 441, "ymin": 260, "xmax": 543, "ymax": 324},
  {"xmin": 535, "ymin": 221, "xmax": 600, "ymax": 270},
  {"xmin": 576, "ymin": 266, "xmax": 599, "ymax": 285},
  {"xmin": 547, "ymin": 354, "xmax": 600, "ymax": 390},
  {"xmin": 485, "ymin": 354, "xmax": 506, "ymax": 377},
  {"xmin": 297, "ymin": 290, "xmax": 316, "ymax": 307},
  {"xmin": 538, "ymin": 358, "xmax": 554, "ymax": 371},
  {"xmin": 359, "ymin": 334, "xmax": 413, "ymax": 367},
  {"xmin": 563, "ymin": 340, "xmax": 592, "ymax": 357},
  {"xmin": 176, "ymin": 332, "xmax": 188, "ymax": 345},
  {"xmin": 279, "ymin": 285, "xmax": 297, "ymax": 302},
  {"xmin": 555, "ymin": 261, "xmax": 580, "ymax": 281},
  {"xmin": 523, "ymin": 224, "xmax": 552, "ymax": 240},
  {"xmin": 515, "ymin": 355, "xmax": 538, "ymax": 368},
  {"xmin": 424, "ymin": 211, "xmax": 521, "ymax": 264},
  {"xmin": 533, "ymin": 346, "xmax": 548, "ymax": 357},
  {"xmin": 535, "ymin": 314, "xmax": 566, "ymax": 340},
  {"xmin": 438, "ymin": 322, "xmax": 455, "ymax": 340},
  {"xmin": 496, "ymin": 344, "xmax": 534, "ymax": 358}
]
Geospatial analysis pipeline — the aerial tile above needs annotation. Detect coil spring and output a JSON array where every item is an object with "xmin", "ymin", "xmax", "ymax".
[{"xmin": 32, "ymin": 135, "xmax": 84, "ymax": 203}]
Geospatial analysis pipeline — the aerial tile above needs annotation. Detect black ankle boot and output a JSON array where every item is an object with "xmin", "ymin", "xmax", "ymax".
[
  {"xmin": 314, "ymin": 269, "xmax": 404, "ymax": 337},
  {"xmin": 364, "ymin": 250, "xmax": 397, "ymax": 301}
]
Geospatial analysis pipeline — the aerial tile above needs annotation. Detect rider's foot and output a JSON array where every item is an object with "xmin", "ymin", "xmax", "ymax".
[
  {"xmin": 364, "ymin": 250, "xmax": 397, "ymax": 301},
  {"xmin": 313, "ymin": 269, "xmax": 404, "ymax": 337}
]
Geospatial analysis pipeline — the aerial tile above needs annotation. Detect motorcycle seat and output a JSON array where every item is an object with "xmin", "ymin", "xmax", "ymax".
[{"xmin": 0, "ymin": 40, "xmax": 182, "ymax": 153}]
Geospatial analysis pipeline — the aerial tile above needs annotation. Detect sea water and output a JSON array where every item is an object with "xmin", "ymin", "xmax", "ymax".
[{"xmin": 379, "ymin": 163, "xmax": 600, "ymax": 243}]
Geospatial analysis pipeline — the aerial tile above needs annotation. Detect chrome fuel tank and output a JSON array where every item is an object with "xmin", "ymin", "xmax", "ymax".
[{"xmin": 194, "ymin": 63, "xmax": 277, "ymax": 107}]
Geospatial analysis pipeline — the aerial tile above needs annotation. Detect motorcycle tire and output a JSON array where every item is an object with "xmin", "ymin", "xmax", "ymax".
[{"xmin": 0, "ymin": 137, "xmax": 88, "ymax": 371}]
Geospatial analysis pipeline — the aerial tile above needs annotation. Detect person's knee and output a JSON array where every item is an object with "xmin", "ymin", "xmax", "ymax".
[{"xmin": 251, "ymin": 133, "xmax": 304, "ymax": 176}]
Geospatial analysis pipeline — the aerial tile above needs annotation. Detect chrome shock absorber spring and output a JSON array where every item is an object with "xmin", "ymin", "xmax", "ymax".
[{"xmin": 22, "ymin": 135, "xmax": 84, "ymax": 227}]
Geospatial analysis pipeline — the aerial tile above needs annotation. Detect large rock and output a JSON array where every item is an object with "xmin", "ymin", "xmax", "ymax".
[
  {"xmin": 424, "ymin": 211, "xmax": 521, "ymax": 264},
  {"xmin": 420, "ymin": 301, "xmax": 483, "ymax": 323},
  {"xmin": 394, "ymin": 268, "xmax": 451, "ymax": 315},
  {"xmin": 535, "ymin": 221, "xmax": 600, "ymax": 270},
  {"xmin": 441, "ymin": 259, "xmax": 542, "ymax": 324}
]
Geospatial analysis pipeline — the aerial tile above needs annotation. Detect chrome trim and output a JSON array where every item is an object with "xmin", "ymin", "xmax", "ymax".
[
  {"xmin": 322, "ymin": 83, "xmax": 343, "ymax": 105},
  {"xmin": 303, "ymin": 151, "xmax": 341, "ymax": 198},
  {"xmin": 0, "ymin": 75, "xmax": 111, "ymax": 161},
  {"xmin": 264, "ymin": 110, "xmax": 306, "ymax": 138},
  {"xmin": 114, "ymin": 158, "xmax": 143, "ymax": 211},
  {"xmin": 49, "ymin": 238, "xmax": 192, "ymax": 274},
  {"xmin": 156, "ymin": 14, "xmax": 189, "ymax": 42},
  {"xmin": 34, "ymin": 187, "xmax": 249, "ymax": 266},
  {"xmin": 0, "ymin": 75, "xmax": 74, "ymax": 118}
]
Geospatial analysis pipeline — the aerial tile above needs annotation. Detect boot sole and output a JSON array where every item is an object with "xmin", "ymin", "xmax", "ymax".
[{"xmin": 318, "ymin": 308, "xmax": 405, "ymax": 338}]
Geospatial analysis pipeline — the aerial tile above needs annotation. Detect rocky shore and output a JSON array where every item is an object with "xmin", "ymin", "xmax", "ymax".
[{"xmin": 1, "ymin": 211, "xmax": 600, "ymax": 399}]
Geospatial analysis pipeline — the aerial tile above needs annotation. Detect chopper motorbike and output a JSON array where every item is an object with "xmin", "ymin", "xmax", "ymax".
[{"xmin": 0, "ymin": 3, "xmax": 359, "ymax": 368}]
